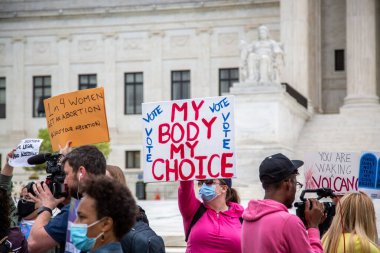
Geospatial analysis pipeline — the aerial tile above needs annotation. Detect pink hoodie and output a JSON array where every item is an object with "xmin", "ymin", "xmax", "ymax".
[
  {"xmin": 242, "ymin": 199, "xmax": 324, "ymax": 253},
  {"xmin": 178, "ymin": 181, "xmax": 244, "ymax": 253}
]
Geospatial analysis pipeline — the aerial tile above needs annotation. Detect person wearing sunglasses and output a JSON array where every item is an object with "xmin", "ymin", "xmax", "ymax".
[
  {"xmin": 178, "ymin": 177, "xmax": 243, "ymax": 253},
  {"xmin": 242, "ymin": 153, "xmax": 325, "ymax": 253}
]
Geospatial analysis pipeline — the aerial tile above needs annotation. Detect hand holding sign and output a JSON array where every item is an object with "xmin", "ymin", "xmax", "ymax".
[{"xmin": 9, "ymin": 139, "xmax": 43, "ymax": 167}]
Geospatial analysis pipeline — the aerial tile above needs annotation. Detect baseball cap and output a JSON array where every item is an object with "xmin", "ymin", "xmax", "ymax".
[
  {"xmin": 259, "ymin": 153, "xmax": 304, "ymax": 184},
  {"xmin": 221, "ymin": 178, "xmax": 232, "ymax": 188}
]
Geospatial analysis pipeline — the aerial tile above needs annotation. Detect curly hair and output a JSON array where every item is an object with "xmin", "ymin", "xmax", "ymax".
[
  {"xmin": 81, "ymin": 175, "xmax": 137, "ymax": 239},
  {"xmin": 61, "ymin": 145, "xmax": 106, "ymax": 175},
  {"xmin": 0, "ymin": 187, "xmax": 10, "ymax": 239}
]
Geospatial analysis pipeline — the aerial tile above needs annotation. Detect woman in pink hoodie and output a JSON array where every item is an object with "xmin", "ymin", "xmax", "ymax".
[{"xmin": 178, "ymin": 178, "xmax": 244, "ymax": 253}]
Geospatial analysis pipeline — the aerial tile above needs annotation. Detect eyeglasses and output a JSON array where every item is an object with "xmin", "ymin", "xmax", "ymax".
[
  {"xmin": 197, "ymin": 180, "xmax": 221, "ymax": 187},
  {"xmin": 296, "ymin": 181, "xmax": 303, "ymax": 191}
]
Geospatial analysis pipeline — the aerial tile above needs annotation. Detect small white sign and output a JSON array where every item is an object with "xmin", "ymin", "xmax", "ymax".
[{"xmin": 9, "ymin": 139, "xmax": 43, "ymax": 167}]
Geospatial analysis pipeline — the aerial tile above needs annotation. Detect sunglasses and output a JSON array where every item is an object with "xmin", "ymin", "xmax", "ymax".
[{"xmin": 197, "ymin": 179, "xmax": 225, "ymax": 187}]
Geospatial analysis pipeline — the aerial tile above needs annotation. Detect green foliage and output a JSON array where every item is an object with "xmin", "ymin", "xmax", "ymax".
[
  {"xmin": 24, "ymin": 128, "xmax": 111, "ymax": 178},
  {"xmin": 38, "ymin": 128, "xmax": 52, "ymax": 153},
  {"xmin": 94, "ymin": 142, "xmax": 111, "ymax": 159}
]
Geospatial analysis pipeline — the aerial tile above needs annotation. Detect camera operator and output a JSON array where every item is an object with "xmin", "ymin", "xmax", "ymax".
[
  {"xmin": 241, "ymin": 153, "xmax": 325, "ymax": 253},
  {"xmin": 28, "ymin": 143, "xmax": 106, "ymax": 253}
]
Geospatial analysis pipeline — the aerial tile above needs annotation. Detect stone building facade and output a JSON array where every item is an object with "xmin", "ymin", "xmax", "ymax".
[{"xmin": 0, "ymin": 0, "xmax": 379, "ymax": 199}]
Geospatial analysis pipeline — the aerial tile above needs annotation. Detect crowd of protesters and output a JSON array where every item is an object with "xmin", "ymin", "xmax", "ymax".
[{"xmin": 0, "ymin": 140, "xmax": 379, "ymax": 253}]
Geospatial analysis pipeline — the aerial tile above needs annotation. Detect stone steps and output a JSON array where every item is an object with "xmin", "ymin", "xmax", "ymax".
[{"xmin": 294, "ymin": 109, "xmax": 380, "ymax": 157}]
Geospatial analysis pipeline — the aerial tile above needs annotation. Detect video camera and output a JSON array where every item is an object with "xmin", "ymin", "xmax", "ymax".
[
  {"xmin": 294, "ymin": 188, "xmax": 336, "ymax": 236},
  {"xmin": 27, "ymin": 153, "xmax": 68, "ymax": 199}
]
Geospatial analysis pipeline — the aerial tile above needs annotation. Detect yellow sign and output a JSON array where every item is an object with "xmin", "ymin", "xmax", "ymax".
[{"xmin": 44, "ymin": 87, "xmax": 110, "ymax": 151}]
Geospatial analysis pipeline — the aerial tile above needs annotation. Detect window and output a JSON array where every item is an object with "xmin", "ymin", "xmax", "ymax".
[
  {"xmin": 334, "ymin": 49, "xmax": 345, "ymax": 71},
  {"xmin": 219, "ymin": 68, "xmax": 239, "ymax": 95},
  {"xmin": 33, "ymin": 76, "xmax": 51, "ymax": 117},
  {"xmin": 0, "ymin": 78, "xmax": 5, "ymax": 118},
  {"xmin": 78, "ymin": 74, "xmax": 97, "ymax": 90},
  {"xmin": 125, "ymin": 72, "xmax": 143, "ymax": 114},
  {"xmin": 171, "ymin": 70, "xmax": 190, "ymax": 100},
  {"xmin": 125, "ymin": 151, "xmax": 140, "ymax": 169}
]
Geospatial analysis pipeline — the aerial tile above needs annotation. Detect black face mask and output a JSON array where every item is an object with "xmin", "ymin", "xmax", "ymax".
[{"xmin": 17, "ymin": 199, "xmax": 36, "ymax": 218}]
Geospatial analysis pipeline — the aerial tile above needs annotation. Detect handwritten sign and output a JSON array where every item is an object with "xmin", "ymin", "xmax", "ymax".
[
  {"xmin": 142, "ymin": 96, "xmax": 236, "ymax": 182},
  {"xmin": 44, "ymin": 87, "xmax": 110, "ymax": 151},
  {"xmin": 9, "ymin": 139, "xmax": 43, "ymax": 167},
  {"xmin": 358, "ymin": 152, "xmax": 380, "ymax": 199},
  {"xmin": 303, "ymin": 152, "xmax": 359, "ymax": 194}
]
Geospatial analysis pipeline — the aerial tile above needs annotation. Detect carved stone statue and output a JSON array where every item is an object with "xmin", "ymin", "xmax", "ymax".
[{"xmin": 240, "ymin": 25, "xmax": 283, "ymax": 85}]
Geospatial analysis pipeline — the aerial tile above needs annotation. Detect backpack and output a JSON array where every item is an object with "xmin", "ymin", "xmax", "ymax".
[
  {"xmin": 121, "ymin": 207, "xmax": 165, "ymax": 253},
  {"xmin": 0, "ymin": 227, "xmax": 28, "ymax": 253},
  {"xmin": 185, "ymin": 203, "xmax": 243, "ymax": 242},
  {"xmin": 121, "ymin": 220, "xmax": 165, "ymax": 253}
]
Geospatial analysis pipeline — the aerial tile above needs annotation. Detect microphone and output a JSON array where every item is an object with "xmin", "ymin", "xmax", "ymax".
[{"xmin": 27, "ymin": 153, "xmax": 52, "ymax": 165}]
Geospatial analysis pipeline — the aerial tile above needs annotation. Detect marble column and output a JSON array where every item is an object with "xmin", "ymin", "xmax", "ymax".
[
  {"xmin": 103, "ymin": 32, "xmax": 118, "ymax": 134},
  {"xmin": 195, "ymin": 27, "xmax": 212, "ymax": 97},
  {"xmin": 280, "ymin": 0, "xmax": 309, "ymax": 97},
  {"xmin": 10, "ymin": 36, "xmax": 26, "ymax": 140},
  {"xmin": 342, "ymin": 0, "xmax": 379, "ymax": 108},
  {"xmin": 148, "ymin": 30, "xmax": 165, "ymax": 102},
  {"xmin": 56, "ymin": 34, "xmax": 71, "ymax": 95}
]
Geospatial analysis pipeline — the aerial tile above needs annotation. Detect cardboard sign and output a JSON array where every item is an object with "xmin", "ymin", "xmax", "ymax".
[
  {"xmin": 142, "ymin": 96, "xmax": 236, "ymax": 182},
  {"xmin": 44, "ymin": 87, "xmax": 110, "ymax": 151},
  {"xmin": 9, "ymin": 139, "xmax": 43, "ymax": 167},
  {"xmin": 303, "ymin": 152, "xmax": 359, "ymax": 194},
  {"xmin": 358, "ymin": 152, "xmax": 380, "ymax": 199}
]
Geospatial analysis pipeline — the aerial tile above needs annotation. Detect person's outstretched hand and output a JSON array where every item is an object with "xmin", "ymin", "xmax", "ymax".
[{"xmin": 304, "ymin": 199, "xmax": 324, "ymax": 228}]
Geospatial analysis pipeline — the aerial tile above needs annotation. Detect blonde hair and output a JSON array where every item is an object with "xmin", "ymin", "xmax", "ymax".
[
  {"xmin": 106, "ymin": 165, "xmax": 127, "ymax": 186},
  {"xmin": 322, "ymin": 191, "xmax": 378, "ymax": 253}
]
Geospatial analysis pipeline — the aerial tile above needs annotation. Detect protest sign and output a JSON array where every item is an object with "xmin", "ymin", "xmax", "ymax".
[
  {"xmin": 142, "ymin": 96, "xmax": 235, "ymax": 182},
  {"xmin": 44, "ymin": 87, "xmax": 110, "ymax": 151},
  {"xmin": 9, "ymin": 139, "xmax": 43, "ymax": 167},
  {"xmin": 303, "ymin": 152, "xmax": 359, "ymax": 194},
  {"xmin": 358, "ymin": 151, "xmax": 380, "ymax": 199}
]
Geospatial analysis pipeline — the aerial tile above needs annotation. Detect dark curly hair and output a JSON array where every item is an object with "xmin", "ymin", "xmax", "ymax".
[
  {"xmin": 61, "ymin": 145, "xmax": 106, "ymax": 175},
  {"xmin": 81, "ymin": 175, "xmax": 137, "ymax": 239},
  {"xmin": 0, "ymin": 187, "xmax": 10, "ymax": 240}
]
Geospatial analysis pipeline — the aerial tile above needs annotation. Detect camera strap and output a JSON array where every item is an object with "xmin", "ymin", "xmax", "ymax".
[{"xmin": 0, "ymin": 236, "xmax": 10, "ymax": 253}]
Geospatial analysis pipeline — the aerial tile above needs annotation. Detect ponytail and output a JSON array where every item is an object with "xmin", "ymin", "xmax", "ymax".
[{"xmin": 226, "ymin": 187, "xmax": 240, "ymax": 204}]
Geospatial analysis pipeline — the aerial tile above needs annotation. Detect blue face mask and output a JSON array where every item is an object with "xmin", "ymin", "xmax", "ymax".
[
  {"xmin": 70, "ymin": 219, "xmax": 104, "ymax": 251},
  {"xmin": 199, "ymin": 183, "xmax": 218, "ymax": 202}
]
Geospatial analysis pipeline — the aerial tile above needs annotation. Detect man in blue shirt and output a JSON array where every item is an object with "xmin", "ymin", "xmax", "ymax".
[{"xmin": 28, "ymin": 144, "xmax": 106, "ymax": 253}]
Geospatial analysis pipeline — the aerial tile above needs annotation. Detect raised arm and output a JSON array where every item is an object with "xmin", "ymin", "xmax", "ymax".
[
  {"xmin": 0, "ymin": 150, "xmax": 18, "ymax": 226},
  {"xmin": 178, "ymin": 180, "xmax": 201, "ymax": 232}
]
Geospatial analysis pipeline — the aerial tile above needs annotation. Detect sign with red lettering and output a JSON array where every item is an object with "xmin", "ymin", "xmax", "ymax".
[
  {"xmin": 142, "ymin": 96, "xmax": 235, "ymax": 182},
  {"xmin": 304, "ymin": 152, "xmax": 360, "ymax": 194}
]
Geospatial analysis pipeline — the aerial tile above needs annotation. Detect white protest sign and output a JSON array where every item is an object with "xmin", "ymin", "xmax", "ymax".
[
  {"xmin": 9, "ymin": 139, "xmax": 43, "ymax": 167},
  {"xmin": 142, "ymin": 96, "xmax": 235, "ymax": 182},
  {"xmin": 358, "ymin": 151, "xmax": 380, "ymax": 199},
  {"xmin": 303, "ymin": 152, "xmax": 359, "ymax": 194}
]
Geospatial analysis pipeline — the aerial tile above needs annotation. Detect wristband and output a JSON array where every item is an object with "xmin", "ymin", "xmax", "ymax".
[{"xmin": 37, "ymin": 206, "xmax": 53, "ymax": 216}]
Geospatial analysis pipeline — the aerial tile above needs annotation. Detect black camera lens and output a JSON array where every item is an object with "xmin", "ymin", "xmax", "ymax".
[{"xmin": 25, "ymin": 182, "xmax": 36, "ymax": 197}]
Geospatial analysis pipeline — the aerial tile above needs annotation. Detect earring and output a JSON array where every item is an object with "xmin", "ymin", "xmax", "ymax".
[{"xmin": 101, "ymin": 233, "xmax": 105, "ymax": 242}]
